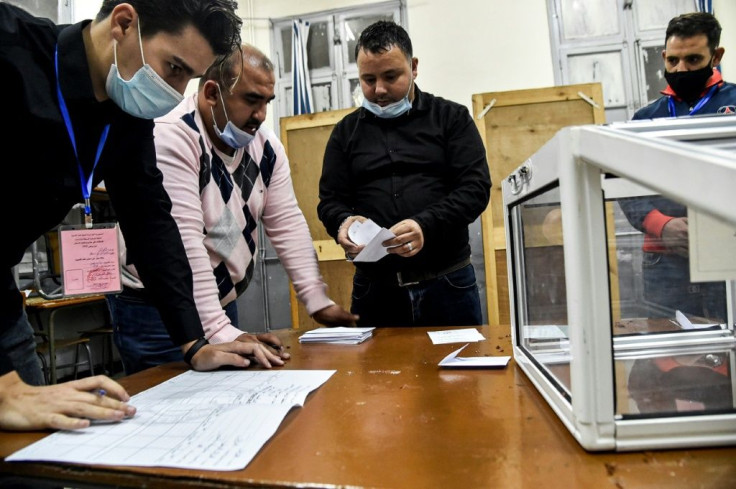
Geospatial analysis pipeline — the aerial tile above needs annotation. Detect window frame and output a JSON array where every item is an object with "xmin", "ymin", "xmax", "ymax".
[
  {"xmin": 270, "ymin": 0, "xmax": 406, "ymax": 124},
  {"xmin": 547, "ymin": 0, "xmax": 698, "ymax": 121}
]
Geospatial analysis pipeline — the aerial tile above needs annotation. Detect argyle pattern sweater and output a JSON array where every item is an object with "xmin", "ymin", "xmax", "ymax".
[{"xmin": 121, "ymin": 94, "xmax": 333, "ymax": 343}]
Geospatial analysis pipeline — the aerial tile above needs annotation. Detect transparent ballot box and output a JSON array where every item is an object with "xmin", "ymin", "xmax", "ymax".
[{"xmin": 503, "ymin": 115, "xmax": 736, "ymax": 451}]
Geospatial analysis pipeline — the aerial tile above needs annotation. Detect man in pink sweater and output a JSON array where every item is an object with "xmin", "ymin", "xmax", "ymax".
[{"xmin": 108, "ymin": 45, "xmax": 357, "ymax": 374}]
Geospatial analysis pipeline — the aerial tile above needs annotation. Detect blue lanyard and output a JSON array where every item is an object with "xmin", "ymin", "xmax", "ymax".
[
  {"xmin": 668, "ymin": 83, "xmax": 719, "ymax": 117},
  {"xmin": 54, "ymin": 45, "xmax": 110, "ymax": 228}
]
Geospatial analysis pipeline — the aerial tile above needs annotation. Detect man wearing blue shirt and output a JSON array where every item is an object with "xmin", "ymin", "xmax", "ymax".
[{"xmin": 619, "ymin": 12, "xmax": 734, "ymax": 322}]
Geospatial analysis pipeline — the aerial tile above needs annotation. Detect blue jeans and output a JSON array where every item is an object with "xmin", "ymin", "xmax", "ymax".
[
  {"xmin": 351, "ymin": 263, "xmax": 483, "ymax": 327},
  {"xmin": 0, "ymin": 308, "xmax": 44, "ymax": 385},
  {"xmin": 642, "ymin": 252, "xmax": 726, "ymax": 321},
  {"xmin": 107, "ymin": 290, "xmax": 240, "ymax": 375}
]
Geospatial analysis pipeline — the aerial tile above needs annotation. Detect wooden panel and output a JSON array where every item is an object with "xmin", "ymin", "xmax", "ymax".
[
  {"xmin": 482, "ymin": 93, "xmax": 605, "ymax": 251},
  {"xmin": 606, "ymin": 202, "xmax": 621, "ymax": 323},
  {"xmin": 280, "ymin": 109, "xmax": 356, "ymax": 328},
  {"xmin": 492, "ymin": 250, "xmax": 510, "ymax": 338},
  {"xmin": 313, "ymin": 239, "xmax": 345, "ymax": 261},
  {"xmin": 291, "ymin": 260, "xmax": 356, "ymax": 330},
  {"xmin": 473, "ymin": 83, "xmax": 605, "ymax": 327}
]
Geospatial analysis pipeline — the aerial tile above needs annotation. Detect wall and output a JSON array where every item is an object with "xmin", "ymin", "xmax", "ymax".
[
  {"xmin": 71, "ymin": 0, "xmax": 736, "ymax": 119},
  {"xmin": 243, "ymin": 0, "xmax": 556, "ymax": 130}
]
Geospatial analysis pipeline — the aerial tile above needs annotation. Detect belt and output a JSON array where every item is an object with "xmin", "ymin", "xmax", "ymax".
[{"xmin": 356, "ymin": 257, "xmax": 471, "ymax": 287}]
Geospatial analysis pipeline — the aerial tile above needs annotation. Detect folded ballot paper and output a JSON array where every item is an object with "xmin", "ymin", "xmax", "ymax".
[
  {"xmin": 438, "ymin": 344, "xmax": 511, "ymax": 369},
  {"xmin": 298, "ymin": 327, "xmax": 376, "ymax": 345},
  {"xmin": 348, "ymin": 219, "xmax": 396, "ymax": 262}
]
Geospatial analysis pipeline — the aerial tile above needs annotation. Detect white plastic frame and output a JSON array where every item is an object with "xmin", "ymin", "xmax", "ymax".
[{"xmin": 503, "ymin": 115, "xmax": 736, "ymax": 451}]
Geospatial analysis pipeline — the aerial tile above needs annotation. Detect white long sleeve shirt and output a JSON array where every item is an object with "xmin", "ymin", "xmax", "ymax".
[{"xmin": 121, "ymin": 94, "xmax": 333, "ymax": 343}]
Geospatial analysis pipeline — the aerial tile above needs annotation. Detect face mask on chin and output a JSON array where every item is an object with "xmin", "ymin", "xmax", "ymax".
[
  {"xmin": 211, "ymin": 84, "xmax": 255, "ymax": 149},
  {"xmin": 362, "ymin": 76, "xmax": 413, "ymax": 118},
  {"xmin": 664, "ymin": 61, "xmax": 714, "ymax": 102},
  {"xmin": 105, "ymin": 18, "xmax": 184, "ymax": 119}
]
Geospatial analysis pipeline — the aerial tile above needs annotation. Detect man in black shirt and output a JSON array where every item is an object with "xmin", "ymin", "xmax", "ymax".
[
  {"xmin": 0, "ymin": 0, "xmax": 283, "ymax": 431},
  {"xmin": 318, "ymin": 21, "xmax": 491, "ymax": 327}
]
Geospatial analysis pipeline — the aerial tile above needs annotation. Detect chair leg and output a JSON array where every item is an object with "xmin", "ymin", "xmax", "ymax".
[
  {"xmin": 73, "ymin": 342, "xmax": 95, "ymax": 379},
  {"xmin": 36, "ymin": 351, "xmax": 49, "ymax": 385},
  {"xmin": 73, "ymin": 343, "xmax": 81, "ymax": 379},
  {"xmin": 84, "ymin": 342, "xmax": 95, "ymax": 377},
  {"xmin": 106, "ymin": 334, "xmax": 114, "ymax": 375}
]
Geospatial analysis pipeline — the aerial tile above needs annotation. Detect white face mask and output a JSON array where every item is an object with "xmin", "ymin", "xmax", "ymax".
[
  {"xmin": 362, "ymin": 76, "xmax": 413, "ymax": 118},
  {"xmin": 105, "ymin": 19, "xmax": 183, "ymax": 119},
  {"xmin": 211, "ymin": 84, "xmax": 255, "ymax": 149}
]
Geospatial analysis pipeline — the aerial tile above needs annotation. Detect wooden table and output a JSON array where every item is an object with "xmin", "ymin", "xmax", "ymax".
[{"xmin": 1, "ymin": 326, "xmax": 735, "ymax": 488}]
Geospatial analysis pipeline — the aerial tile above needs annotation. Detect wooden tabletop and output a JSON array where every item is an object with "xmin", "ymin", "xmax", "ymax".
[
  {"xmin": 24, "ymin": 294, "xmax": 106, "ymax": 309},
  {"xmin": 1, "ymin": 326, "xmax": 735, "ymax": 488}
]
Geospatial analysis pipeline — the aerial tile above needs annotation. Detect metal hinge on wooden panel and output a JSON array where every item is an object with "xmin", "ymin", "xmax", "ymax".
[
  {"xmin": 477, "ymin": 98, "xmax": 497, "ymax": 119},
  {"xmin": 577, "ymin": 91, "xmax": 600, "ymax": 109}
]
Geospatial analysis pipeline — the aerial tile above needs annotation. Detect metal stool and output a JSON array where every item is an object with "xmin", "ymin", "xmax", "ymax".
[
  {"xmin": 35, "ymin": 336, "xmax": 94, "ymax": 384},
  {"xmin": 25, "ymin": 295, "xmax": 106, "ymax": 384},
  {"xmin": 78, "ymin": 326, "xmax": 115, "ymax": 376}
]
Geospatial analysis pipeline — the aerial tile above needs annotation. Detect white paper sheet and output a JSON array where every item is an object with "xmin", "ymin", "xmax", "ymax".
[
  {"xmin": 348, "ymin": 219, "xmax": 397, "ymax": 262},
  {"xmin": 427, "ymin": 328, "xmax": 486, "ymax": 345},
  {"xmin": 438, "ymin": 344, "xmax": 511, "ymax": 368},
  {"xmin": 524, "ymin": 325, "xmax": 569, "ymax": 339},
  {"xmin": 348, "ymin": 219, "xmax": 381, "ymax": 246},
  {"xmin": 675, "ymin": 310, "xmax": 721, "ymax": 330},
  {"xmin": 6, "ymin": 370, "xmax": 335, "ymax": 471}
]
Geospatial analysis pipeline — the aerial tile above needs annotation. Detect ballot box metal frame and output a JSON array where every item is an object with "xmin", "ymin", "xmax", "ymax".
[{"xmin": 503, "ymin": 115, "xmax": 736, "ymax": 451}]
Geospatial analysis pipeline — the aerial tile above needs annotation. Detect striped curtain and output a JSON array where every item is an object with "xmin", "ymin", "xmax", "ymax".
[{"xmin": 291, "ymin": 19, "xmax": 313, "ymax": 115}]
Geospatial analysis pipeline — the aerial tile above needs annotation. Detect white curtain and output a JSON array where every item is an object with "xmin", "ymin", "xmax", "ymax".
[{"xmin": 291, "ymin": 19, "xmax": 313, "ymax": 115}]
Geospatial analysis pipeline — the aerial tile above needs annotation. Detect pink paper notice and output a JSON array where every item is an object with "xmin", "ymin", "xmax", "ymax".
[{"xmin": 59, "ymin": 226, "xmax": 121, "ymax": 295}]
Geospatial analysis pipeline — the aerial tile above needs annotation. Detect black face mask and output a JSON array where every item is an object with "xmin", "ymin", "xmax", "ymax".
[{"xmin": 664, "ymin": 63, "xmax": 714, "ymax": 102}]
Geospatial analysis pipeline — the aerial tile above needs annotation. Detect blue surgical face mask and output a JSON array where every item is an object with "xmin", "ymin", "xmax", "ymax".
[
  {"xmin": 211, "ymin": 84, "xmax": 255, "ymax": 149},
  {"xmin": 362, "ymin": 76, "xmax": 413, "ymax": 118},
  {"xmin": 105, "ymin": 19, "xmax": 183, "ymax": 119}
]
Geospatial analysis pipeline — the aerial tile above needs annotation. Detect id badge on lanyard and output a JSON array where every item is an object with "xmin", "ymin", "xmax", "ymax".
[
  {"xmin": 54, "ymin": 45, "xmax": 121, "ymax": 296},
  {"xmin": 57, "ymin": 223, "xmax": 123, "ymax": 296}
]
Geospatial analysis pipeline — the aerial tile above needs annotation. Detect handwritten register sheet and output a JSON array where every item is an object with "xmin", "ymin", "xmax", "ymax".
[
  {"xmin": 7, "ymin": 370, "xmax": 335, "ymax": 471},
  {"xmin": 59, "ymin": 225, "xmax": 121, "ymax": 295}
]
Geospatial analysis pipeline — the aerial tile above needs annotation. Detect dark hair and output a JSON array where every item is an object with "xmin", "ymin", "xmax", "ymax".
[
  {"xmin": 666, "ymin": 12, "xmax": 722, "ymax": 53},
  {"xmin": 354, "ymin": 20, "xmax": 412, "ymax": 62},
  {"xmin": 201, "ymin": 44, "xmax": 274, "ymax": 89},
  {"xmin": 96, "ymin": 0, "xmax": 242, "ymax": 57}
]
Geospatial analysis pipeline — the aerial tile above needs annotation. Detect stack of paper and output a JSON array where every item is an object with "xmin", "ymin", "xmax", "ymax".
[{"xmin": 298, "ymin": 327, "xmax": 375, "ymax": 345}]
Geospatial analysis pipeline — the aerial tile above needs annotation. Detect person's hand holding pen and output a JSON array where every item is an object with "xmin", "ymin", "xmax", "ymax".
[{"xmin": 0, "ymin": 371, "xmax": 136, "ymax": 431}]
